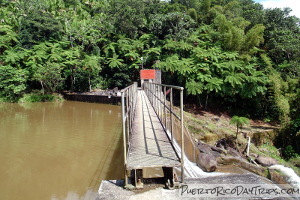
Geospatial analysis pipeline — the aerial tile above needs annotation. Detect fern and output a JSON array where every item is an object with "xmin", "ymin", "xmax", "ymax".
[
  {"xmin": 103, "ymin": 42, "xmax": 117, "ymax": 57},
  {"xmin": 230, "ymin": 115, "xmax": 250, "ymax": 142},
  {"xmin": 106, "ymin": 56, "xmax": 124, "ymax": 68},
  {"xmin": 4, "ymin": 49, "xmax": 23, "ymax": 64},
  {"xmin": 186, "ymin": 80, "xmax": 203, "ymax": 95},
  {"xmin": 0, "ymin": 25, "xmax": 18, "ymax": 50},
  {"xmin": 83, "ymin": 55, "xmax": 100, "ymax": 72},
  {"xmin": 205, "ymin": 77, "xmax": 223, "ymax": 92},
  {"xmin": 124, "ymin": 51, "xmax": 140, "ymax": 61},
  {"xmin": 224, "ymin": 74, "xmax": 243, "ymax": 87},
  {"xmin": 143, "ymin": 47, "xmax": 161, "ymax": 56}
]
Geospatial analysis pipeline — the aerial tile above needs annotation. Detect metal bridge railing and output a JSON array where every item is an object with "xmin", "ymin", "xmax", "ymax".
[
  {"xmin": 143, "ymin": 82, "xmax": 185, "ymax": 182},
  {"xmin": 121, "ymin": 82, "xmax": 138, "ymax": 185}
]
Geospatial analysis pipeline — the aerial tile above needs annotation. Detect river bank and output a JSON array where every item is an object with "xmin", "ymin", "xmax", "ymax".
[
  {"xmin": 98, "ymin": 172, "xmax": 296, "ymax": 200},
  {"xmin": 63, "ymin": 88, "xmax": 122, "ymax": 105},
  {"xmin": 97, "ymin": 108, "xmax": 300, "ymax": 199},
  {"xmin": 183, "ymin": 109, "xmax": 300, "ymax": 177}
]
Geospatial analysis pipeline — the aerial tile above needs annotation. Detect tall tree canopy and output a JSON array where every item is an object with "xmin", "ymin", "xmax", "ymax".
[{"xmin": 0, "ymin": 0, "xmax": 299, "ymax": 152}]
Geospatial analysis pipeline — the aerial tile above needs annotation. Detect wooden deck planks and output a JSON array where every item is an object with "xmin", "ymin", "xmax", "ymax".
[{"xmin": 126, "ymin": 90, "xmax": 180, "ymax": 170}]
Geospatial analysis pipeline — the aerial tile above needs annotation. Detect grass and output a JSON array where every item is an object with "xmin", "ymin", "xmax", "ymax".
[
  {"xmin": 290, "ymin": 157, "xmax": 300, "ymax": 167},
  {"xmin": 258, "ymin": 144, "xmax": 283, "ymax": 160},
  {"xmin": 183, "ymin": 109, "xmax": 300, "ymax": 176},
  {"xmin": 184, "ymin": 110, "xmax": 234, "ymax": 141},
  {"xmin": 1, "ymin": 91, "xmax": 65, "ymax": 103},
  {"xmin": 255, "ymin": 144, "xmax": 300, "ymax": 176},
  {"xmin": 18, "ymin": 92, "xmax": 64, "ymax": 103}
]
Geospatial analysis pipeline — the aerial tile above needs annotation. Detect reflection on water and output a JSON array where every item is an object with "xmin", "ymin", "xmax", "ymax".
[{"xmin": 0, "ymin": 101, "xmax": 123, "ymax": 200}]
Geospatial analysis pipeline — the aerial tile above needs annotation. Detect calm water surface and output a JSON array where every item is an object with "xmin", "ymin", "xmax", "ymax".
[{"xmin": 0, "ymin": 101, "xmax": 123, "ymax": 200}]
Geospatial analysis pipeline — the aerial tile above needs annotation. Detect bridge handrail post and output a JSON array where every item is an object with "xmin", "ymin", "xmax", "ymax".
[
  {"xmin": 158, "ymin": 85, "xmax": 161, "ymax": 119},
  {"xmin": 121, "ymin": 90, "xmax": 127, "ymax": 186},
  {"xmin": 126, "ymin": 88, "xmax": 130, "ymax": 148},
  {"xmin": 164, "ymin": 86, "xmax": 166, "ymax": 128},
  {"xmin": 180, "ymin": 87, "xmax": 184, "ymax": 183},
  {"xmin": 170, "ymin": 88, "xmax": 173, "ymax": 143}
]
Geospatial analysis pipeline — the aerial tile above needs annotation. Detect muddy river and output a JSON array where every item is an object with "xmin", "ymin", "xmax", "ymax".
[{"xmin": 0, "ymin": 101, "xmax": 123, "ymax": 200}]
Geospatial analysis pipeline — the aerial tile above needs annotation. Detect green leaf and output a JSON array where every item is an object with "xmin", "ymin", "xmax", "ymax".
[
  {"xmin": 224, "ymin": 74, "xmax": 243, "ymax": 87},
  {"xmin": 205, "ymin": 77, "xmax": 223, "ymax": 92},
  {"xmin": 186, "ymin": 80, "xmax": 203, "ymax": 95},
  {"xmin": 106, "ymin": 56, "xmax": 124, "ymax": 68},
  {"xmin": 230, "ymin": 116, "xmax": 250, "ymax": 128}
]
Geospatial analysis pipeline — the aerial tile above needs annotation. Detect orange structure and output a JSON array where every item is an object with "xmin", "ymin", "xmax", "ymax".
[{"xmin": 140, "ymin": 69, "xmax": 156, "ymax": 80}]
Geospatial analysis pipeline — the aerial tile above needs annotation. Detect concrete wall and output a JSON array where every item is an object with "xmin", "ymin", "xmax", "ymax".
[{"xmin": 64, "ymin": 94, "xmax": 121, "ymax": 105}]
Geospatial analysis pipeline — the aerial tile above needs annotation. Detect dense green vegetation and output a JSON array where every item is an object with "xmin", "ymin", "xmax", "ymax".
[{"xmin": 0, "ymin": 0, "xmax": 299, "ymax": 154}]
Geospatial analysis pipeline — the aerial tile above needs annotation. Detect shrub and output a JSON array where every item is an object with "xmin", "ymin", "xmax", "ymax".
[
  {"xmin": 18, "ymin": 92, "xmax": 64, "ymax": 103},
  {"xmin": 283, "ymin": 145, "xmax": 298, "ymax": 160}
]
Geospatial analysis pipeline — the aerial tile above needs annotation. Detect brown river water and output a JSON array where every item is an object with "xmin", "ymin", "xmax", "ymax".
[{"xmin": 0, "ymin": 101, "xmax": 124, "ymax": 200}]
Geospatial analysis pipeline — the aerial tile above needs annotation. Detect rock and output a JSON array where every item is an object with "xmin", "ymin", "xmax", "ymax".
[
  {"xmin": 197, "ymin": 142, "xmax": 223, "ymax": 159},
  {"xmin": 202, "ymin": 133, "xmax": 218, "ymax": 143},
  {"xmin": 290, "ymin": 157, "xmax": 300, "ymax": 168},
  {"xmin": 197, "ymin": 153, "xmax": 217, "ymax": 172},
  {"xmin": 252, "ymin": 130, "xmax": 277, "ymax": 146},
  {"xmin": 210, "ymin": 149, "xmax": 222, "ymax": 159},
  {"xmin": 217, "ymin": 155, "xmax": 268, "ymax": 177},
  {"xmin": 215, "ymin": 137, "xmax": 236, "ymax": 150},
  {"xmin": 268, "ymin": 169, "xmax": 289, "ymax": 185},
  {"xmin": 210, "ymin": 146, "xmax": 225, "ymax": 154},
  {"xmin": 250, "ymin": 153, "xmax": 258, "ymax": 158},
  {"xmin": 255, "ymin": 156, "xmax": 278, "ymax": 167},
  {"xmin": 197, "ymin": 142, "xmax": 211, "ymax": 154},
  {"xmin": 211, "ymin": 117, "xmax": 220, "ymax": 122},
  {"xmin": 227, "ymin": 147, "xmax": 242, "ymax": 157}
]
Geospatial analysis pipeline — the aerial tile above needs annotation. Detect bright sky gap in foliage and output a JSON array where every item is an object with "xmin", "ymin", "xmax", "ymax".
[{"xmin": 253, "ymin": 0, "xmax": 300, "ymax": 18}]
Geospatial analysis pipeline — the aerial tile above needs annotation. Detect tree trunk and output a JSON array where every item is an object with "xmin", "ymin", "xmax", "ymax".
[
  {"xmin": 88, "ymin": 75, "xmax": 91, "ymax": 92},
  {"xmin": 236, "ymin": 126, "xmax": 239, "ymax": 146},
  {"xmin": 205, "ymin": 93, "xmax": 208, "ymax": 110},
  {"xmin": 197, "ymin": 95, "xmax": 202, "ymax": 107},
  {"xmin": 70, "ymin": 67, "xmax": 74, "ymax": 92},
  {"xmin": 40, "ymin": 81, "xmax": 44, "ymax": 94}
]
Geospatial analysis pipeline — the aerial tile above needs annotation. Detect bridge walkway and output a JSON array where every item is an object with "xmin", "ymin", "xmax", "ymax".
[{"xmin": 126, "ymin": 89, "xmax": 180, "ymax": 169}]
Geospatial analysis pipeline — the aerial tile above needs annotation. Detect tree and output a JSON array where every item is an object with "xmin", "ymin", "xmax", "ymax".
[
  {"xmin": 240, "ymin": 0, "xmax": 264, "ymax": 27},
  {"xmin": 61, "ymin": 46, "xmax": 81, "ymax": 91},
  {"xmin": 19, "ymin": 11, "xmax": 63, "ymax": 48},
  {"xmin": 267, "ymin": 29, "xmax": 300, "ymax": 65},
  {"xmin": 147, "ymin": 12, "xmax": 196, "ymax": 41},
  {"xmin": 33, "ymin": 62, "xmax": 64, "ymax": 93},
  {"xmin": 230, "ymin": 115, "xmax": 250, "ymax": 145},
  {"xmin": 108, "ymin": 0, "xmax": 146, "ymax": 38},
  {"xmin": 0, "ymin": 65, "xmax": 28, "ymax": 101},
  {"xmin": 263, "ymin": 8, "xmax": 300, "ymax": 66},
  {"xmin": 0, "ymin": 25, "xmax": 18, "ymax": 54},
  {"xmin": 213, "ymin": 13, "xmax": 265, "ymax": 52},
  {"xmin": 83, "ymin": 55, "xmax": 101, "ymax": 92},
  {"xmin": 0, "ymin": 0, "xmax": 298, "ymax": 130}
]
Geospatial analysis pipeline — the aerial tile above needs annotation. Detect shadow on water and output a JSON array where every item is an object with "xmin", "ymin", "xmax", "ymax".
[
  {"xmin": 104, "ymin": 126, "xmax": 124, "ymax": 181},
  {"xmin": 87, "ymin": 117, "xmax": 124, "ymax": 192}
]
